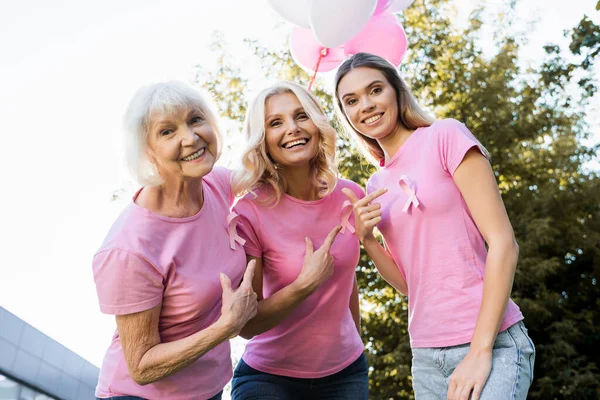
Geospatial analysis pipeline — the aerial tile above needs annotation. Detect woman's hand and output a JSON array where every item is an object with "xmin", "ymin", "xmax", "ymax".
[
  {"xmin": 447, "ymin": 349, "xmax": 492, "ymax": 400},
  {"xmin": 341, "ymin": 188, "xmax": 387, "ymax": 243},
  {"xmin": 219, "ymin": 259, "xmax": 259, "ymax": 337},
  {"xmin": 296, "ymin": 225, "xmax": 342, "ymax": 293}
]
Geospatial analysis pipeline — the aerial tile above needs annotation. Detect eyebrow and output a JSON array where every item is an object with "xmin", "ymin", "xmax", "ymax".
[
  {"xmin": 340, "ymin": 80, "xmax": 385, "ymax": 100},
  {"xmin": 265, "ymin": 107, "xmax": 306, "ymax": 121}
]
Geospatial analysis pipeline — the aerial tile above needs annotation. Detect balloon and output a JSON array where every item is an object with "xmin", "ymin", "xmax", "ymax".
[
  {"xmin": 374, "ymin": 0, "xmax": 393, "ymax": 15},
  {"xmin": 268, "ymin": 0, "xmax": 311, "ymax": 29},
  {"xmin": 386, "ymin": 0, "xmax": 414, "ymax": 12},
  {"xmin": 310, "ymin": 0, "xmax": 377, "ymax": 48},
  {"xmin": 344, "ymin": 13, "xmax": 408, "ymax": 67},
  {"xmin": 289, "ymin": 27, "xmax": 345, "ymax": 73}
]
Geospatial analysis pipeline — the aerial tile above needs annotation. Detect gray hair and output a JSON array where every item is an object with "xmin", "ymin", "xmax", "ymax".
[{"xmin": 123, "ymin": 81, "xmax": 222, "ymax": 186}]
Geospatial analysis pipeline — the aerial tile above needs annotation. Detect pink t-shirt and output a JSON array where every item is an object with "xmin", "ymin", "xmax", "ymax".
[
  {"xmin": 93, "ymin": 167, "xmax": 246, "ymax": 400},
  {"xmin": 367, "ymin": 119, "xmax": 524, "ymax": 348},
  {"xmin": 233, "ymin": 179, "xmax": 365, "ymax": 378}
]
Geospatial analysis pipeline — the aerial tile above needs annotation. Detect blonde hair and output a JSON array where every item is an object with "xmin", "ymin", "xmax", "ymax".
[
  {"xmin": 231, "ymin": 82, "xmax": 338, "ymax": 205},
  {"xmin": 334, "ymin": 53, "xmax": 435, "ymax": 167},
  {"xmin": 123, "ymin": 81, "xmax": 223, "ymax": 186}
]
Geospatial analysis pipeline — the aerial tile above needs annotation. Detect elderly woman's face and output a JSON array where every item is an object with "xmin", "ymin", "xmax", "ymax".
[{"xmin": 146, "ymin": 107, "xmax": 218, "ymax": 181}]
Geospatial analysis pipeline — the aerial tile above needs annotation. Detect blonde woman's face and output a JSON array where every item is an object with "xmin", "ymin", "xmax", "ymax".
[
  {"xmin": 146, "ymin": 107, "xmax": 218, "ymax": 182},
  {"xmin": 264, "ymin": 92, "xmax": 320, "ymax": 168},
  {"xmin": 337, "ymin": 67, "xmax": 399, "ymax": 140}
]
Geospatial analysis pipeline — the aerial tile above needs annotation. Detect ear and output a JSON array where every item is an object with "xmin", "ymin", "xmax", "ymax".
[{"xmin": 146, "ymin": 148, "xmax": 157, "ymax": 165}]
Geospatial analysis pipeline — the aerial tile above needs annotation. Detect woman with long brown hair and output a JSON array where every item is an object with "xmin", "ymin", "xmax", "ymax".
[{"xmin": 334, "ymin": 53, "xmax": 535, "ymax": 400}]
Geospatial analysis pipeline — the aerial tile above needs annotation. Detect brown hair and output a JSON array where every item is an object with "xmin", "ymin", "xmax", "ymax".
[{"xmin": 334, "ymin": 53, "xmax": 435, "ymax": 166}]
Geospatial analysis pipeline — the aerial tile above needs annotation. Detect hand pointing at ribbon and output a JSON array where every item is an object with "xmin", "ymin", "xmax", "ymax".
[
  {"xmin": 341, "ymin": 187, "xmax": 388, "ymax": 243},
  {"xmin": 296, "ymin": 225, "xmax": 342, "ymax": 294}
]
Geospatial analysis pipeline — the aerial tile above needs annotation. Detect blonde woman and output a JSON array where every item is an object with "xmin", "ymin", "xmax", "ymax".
[
  {"xmin": 230, "ymin": 82, "xmax": 368, "ymax": 399},
  {"xmin": 334, "ymin": 53, "xmax": 535, "ymax": 400}
]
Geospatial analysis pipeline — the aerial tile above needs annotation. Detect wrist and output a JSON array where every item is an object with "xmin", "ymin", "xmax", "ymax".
[
  {"xmin": 469, "ymin": 338, "xmax": 494, "ymax": 355},
  {"xmin": 362, "ymin": 234, "xmax": 377, "ymax": 246},
  {"xmin": 291, "ymin": 276, "xmax": 316, "ymax": 297},
  {"xmin": 215, "ymin": 314, "xmax": 238, "ymax": 339}
]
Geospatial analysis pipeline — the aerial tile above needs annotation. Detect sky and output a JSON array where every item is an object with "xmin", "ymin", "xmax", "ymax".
[{"xmin": 1, "ymin": 0, "xmax": 598, "ymax": 380}]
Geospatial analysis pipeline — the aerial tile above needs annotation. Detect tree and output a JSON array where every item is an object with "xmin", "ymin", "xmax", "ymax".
[{"xmin": 196, "ymin": 0, "xmax": 600, "ymax": 398}]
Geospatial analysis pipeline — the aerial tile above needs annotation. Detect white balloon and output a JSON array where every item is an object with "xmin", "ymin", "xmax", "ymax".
[
  {"xmin": 268, "ymin": 0, "xmax": 311, "ymax": 29},
  {"xmin": 387, "ymin": 0, "xmax": 414, "ymax": 12},
  {"xmin": 310, "ymin": 0, "xmax": 377, "ymax": 48}
]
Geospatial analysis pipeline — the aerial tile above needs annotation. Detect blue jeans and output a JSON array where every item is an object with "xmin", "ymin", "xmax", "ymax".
[
  {"xmin": 231, "ymin": 353, "xmax": 369, "ymax": 400},
  {"xmin": 411, "ymin": 321, "xmax": 535, "ymax": 399},
  {"xmin": 98, "ymin": 391, "xmax": 222, "ymax": 400}
]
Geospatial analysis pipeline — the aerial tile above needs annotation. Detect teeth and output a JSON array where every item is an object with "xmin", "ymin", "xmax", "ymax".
[
  {"xmin": 182, "ymin": 148, "xmax": 205, "ymax": 161},
  {"xmin": 283, "ymin": 139, "xmax": 308, "ymax": 149},
  {"xmin": 365, "ymin": 114, "xmax": 382, "ymax": 124}
]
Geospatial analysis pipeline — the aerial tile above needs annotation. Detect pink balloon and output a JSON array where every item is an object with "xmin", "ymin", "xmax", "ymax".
[
  {"xmin": 289, "ymin": 27, "xmax": 345, "ymax": 73},
  {"xmin": 344, "ymin": 13, "xmax": 408, "ymax": 67},
  {"xmin": 374, "ymin": 0, "xmax": 393, "ymax": 15}
]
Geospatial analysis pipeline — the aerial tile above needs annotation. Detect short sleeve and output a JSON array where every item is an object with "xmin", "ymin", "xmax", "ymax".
[
  {"xmin": 92, "ymin": 249, "xmax": 164, "ymax": 315},
  {"xmin": 437, "ymin": 119, "xmax": 489, "ymax": 175},
  {"xmin": 347, "ymin": 180, "xmax": 366, "ymax": 200},
  {"xmin": 233, "ymin": 198, "xmax": 263, "ymax": 258}
]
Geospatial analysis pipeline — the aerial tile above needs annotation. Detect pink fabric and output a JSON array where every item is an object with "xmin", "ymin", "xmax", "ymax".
[
  {"xmin": 93, "ymin": 167, "xmax": 246, "ymax": 400},
  {"xmin": 367, "ymin": 119, "xmax": 524, "ymax": 348},
  {"xmin": 233, "ymin": 179, "xmax": 365, "ymax": 378}
]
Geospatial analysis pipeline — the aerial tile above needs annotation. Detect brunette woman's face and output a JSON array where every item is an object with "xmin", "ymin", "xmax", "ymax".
[{"xmin": 337, "ymin": 67, "xmax": 399, "ymax": 140}]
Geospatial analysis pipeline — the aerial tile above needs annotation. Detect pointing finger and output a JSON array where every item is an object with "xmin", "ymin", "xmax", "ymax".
[
  {"xmin": 305, "ymin": 237, "xmax": 314, "ymax": 257},
  {"xmin": 242, "ymin": 259, "xmax": 256, "ymax": 287},
  {"xmin": 341, "ymin": 188, "xmax": 360, "ymax": 204},
  {"xmin": 321, "ymin": 225, "xmax": 342, "ymax": 252},
  {"xmin": 358, "ymin": 188, "xmax": 388, "ymax": 207},
  {"xmin": 220, "ymin": 273, "xmax": 232, "ymax": 293}
]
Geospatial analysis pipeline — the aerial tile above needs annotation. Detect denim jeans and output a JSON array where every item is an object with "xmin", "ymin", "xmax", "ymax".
[
  {"xmin": 97, "ymin": 390, "xmax": 222, "ymax": 400},
  {"xmin": 231, "ymin": 353, "xmax": 369, "ymax": 400},
  {"xmin": 411, "ymin": 321, "xmax": 535, "ymax": 399}
]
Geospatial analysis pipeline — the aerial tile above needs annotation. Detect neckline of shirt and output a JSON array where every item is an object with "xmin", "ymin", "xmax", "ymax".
[
  {"xmin": 383, "ymin": 126, "xmax": 426, "ymax": 169},
  {"xmin": 281, "ymin": 180, "xmax": 343, "ymax": 205},
  {"xmin": 130, "ymin": 185, "xmax": 207, "ymax": 223},
  {"xmin": 282, "ymin": 192, "xmax": 328, "ymax": 205}
]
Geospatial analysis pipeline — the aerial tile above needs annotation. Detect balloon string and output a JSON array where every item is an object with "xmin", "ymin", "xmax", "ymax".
[{"xmin": 308, "ymin": 48, "xmax": 328, "ymax": 91}]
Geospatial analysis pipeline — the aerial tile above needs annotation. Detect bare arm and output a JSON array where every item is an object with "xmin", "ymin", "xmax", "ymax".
[
  {"xmin": 455, "ymin": 149, "xmax": 518, "ymax": 352},
  {"xmin": 342, "ymin": 188, "xmax": 409, "ymax": 295},
  {"xmin": 362, "ymin": 236, "xmax": 408, "ymax": 295},
  {"xmin": 350, "ymin": 276, "xmax": 361, "ymax": 333},
  {"xmin": 239, "ymin": 225, "xmax": 342, "ymax": 339},
  {"xmin": 117, "ymin": 261, "xmax": 258, "ymax": 385},
  {"xmin": 448, "ymin": 148, "xmax": 519, "ymax": 400}
]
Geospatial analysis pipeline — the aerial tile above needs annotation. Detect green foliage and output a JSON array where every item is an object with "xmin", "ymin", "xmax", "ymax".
[{"xmin": 196, "ymin": 1, "xmax": 600, "ymax": 398}]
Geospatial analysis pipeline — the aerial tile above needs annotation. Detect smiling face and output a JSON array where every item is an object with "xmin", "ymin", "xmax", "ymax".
[
  {"xmin": 146, "ymin": 106, "xmax": 218, "ymax": 182},
  {"xmin": 264, "ymin": 92, "xmax": 320, "ymax": 168},
  {"xmin": 337, "ymin": 67, "xmax": 400, "ymax": 141}
]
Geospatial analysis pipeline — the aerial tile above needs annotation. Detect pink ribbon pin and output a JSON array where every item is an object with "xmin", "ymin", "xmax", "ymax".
[
  {"xmin": 340, "ymin": 200, "xmax": 355, "ymax": 234},
  {"xmin": 399, "ymin": 175, "xmax": 420, "ymax": 213},
  {"xmin": 226, "ymin": 212, "xmax": 246, "ymax": 250}
]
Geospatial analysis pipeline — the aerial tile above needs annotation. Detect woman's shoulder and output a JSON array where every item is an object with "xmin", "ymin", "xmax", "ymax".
[
  {"xmin": 204, "ymin": 166, "xmax": 232, "ymax": 198},
  {"xmin": 235, "ymin": 186, "xmax": 270, "ymax": 212},
  {"xmin": 424, "ymin": 118, "xmax": 473, "ymax": 138},
  {"xmin": 335, "ymin": 178, "xmax": 365, "ymax": 197},
  {"xmin": 95, "ymin": 204, "xmax": 153, "ymax": 257}
]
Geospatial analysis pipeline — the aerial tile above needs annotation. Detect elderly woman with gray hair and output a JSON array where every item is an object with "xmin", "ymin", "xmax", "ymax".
[{"xmin": 92, "ymin": 81, "xmax": 258, "ymax": 400}]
